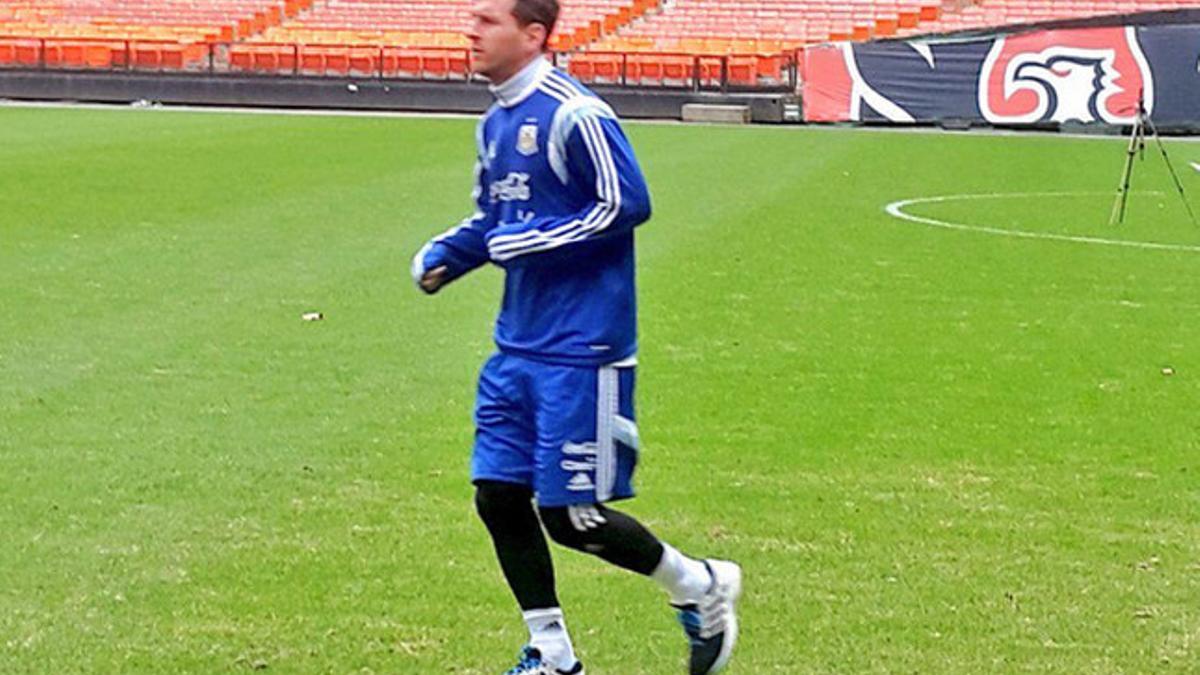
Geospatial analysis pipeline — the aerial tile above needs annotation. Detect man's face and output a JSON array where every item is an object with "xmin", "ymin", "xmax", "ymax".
[{"xmin": 466, "ymin": 0, "xmax": 544, "ymax": 83}]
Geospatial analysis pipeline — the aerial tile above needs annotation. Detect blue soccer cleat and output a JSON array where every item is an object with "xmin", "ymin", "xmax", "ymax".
[
  {"xmin": 503, "ymin": 646, "xmax": 585, "ymax": 675},
  {"xmin": 674, "ymin": 560, "xmax": 743, "ymax": 674}
]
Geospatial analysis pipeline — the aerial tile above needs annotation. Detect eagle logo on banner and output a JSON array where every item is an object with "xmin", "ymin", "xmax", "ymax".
[{"xmin": 980, "ymin": 27, "xmax": 1154, "ymax": 124}]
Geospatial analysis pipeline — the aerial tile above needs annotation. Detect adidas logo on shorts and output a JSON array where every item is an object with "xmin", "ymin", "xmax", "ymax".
[{"xmin": 567, "ymin": 473, "xmax": 595, "ymax": 491}]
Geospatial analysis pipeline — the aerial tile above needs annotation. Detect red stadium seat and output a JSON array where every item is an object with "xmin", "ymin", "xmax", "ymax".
[
  {"xmin": 86, "ymin": 44, "xmax": 114, "ymax": 69},
  {"xmin": 728, "ymin": 56, "xmax": 757, "ymax": 86},
  {"xmin": 15, "ymin": 41, "xmax": 40, "ymax": 66},
  {"xmin": 380, "ymin": 52, "xmax": 400, "ymax": 77},
  {"xmin": 231, "ymin": 47, "xmax": 254, "ymax": 71},
  {"xmin": 349, "ymin": 49, "xmax": 377, "ymax": 76},
  {"xmin": 252, "ymin": 46, "xmax": 278, "ymax": 72},
  {"xmin": 448, "ymin": 51, "xmax": 469, "ymax": 77},
  {"xmin": 421, "ymin": 51, "xmax": 449, "ymax": 78},
  {"xmin": 61, "ymin": 43, "xmax": 86, "ymax": 68},
  {"xmin": 324, "ymin": 50, "xmax": 350, "ymax": 75},
  {"xmin": 662, "ymin": 56, "xmax": 691, "ymax": 84},
  {"xmin": 633, "ymin": 55, "xmax": 662, "ymax": 85},
  {"xmin": 277, "ymin": 46, "xmax": 298, "ymax": 73},
  {"xmin": 161, "ymin": 46, "xmax": 186, "ymax": 70},
  {"xmin": 397, "ymin": 52, "xmax": 421, "ymax": 77},
  {"xmin": 133, "ymin": 45, "xmax": 161, "ymax": 70},
  {"xmin": 43, "ymin": 43, "xmax": 63, "ymax": 67},
  {"xmin": 592, "ymin": 54, "xmax": 621, "ymax": 83},
  {"xmin": 568, "ymin": 54, "xmax": 594, "ymax": 81},
  {"xmin": 299, "ymin": 48, "xmax": 325, "ymax": 75}
]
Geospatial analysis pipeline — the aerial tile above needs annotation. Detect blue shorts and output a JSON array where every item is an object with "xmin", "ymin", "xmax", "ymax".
[{"xmin": 471, "ymin": 352, "xmax": 639, "ymax": 507}]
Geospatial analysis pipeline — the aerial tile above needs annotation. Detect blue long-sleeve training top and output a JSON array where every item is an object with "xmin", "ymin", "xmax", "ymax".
[{"xmin": 412, "ymin": 56, "xmax": 652, "ymax": 367}]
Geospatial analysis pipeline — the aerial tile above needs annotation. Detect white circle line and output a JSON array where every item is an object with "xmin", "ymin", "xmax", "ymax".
[{"xmin": 883, "ymin": 191, "xmax": 1200, "ymax": 253}]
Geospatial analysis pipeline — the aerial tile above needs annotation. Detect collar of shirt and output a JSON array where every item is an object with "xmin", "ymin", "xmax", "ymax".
[{"xmin": 489, "ymin": 55, "xmax": 553, "ymax": 108}]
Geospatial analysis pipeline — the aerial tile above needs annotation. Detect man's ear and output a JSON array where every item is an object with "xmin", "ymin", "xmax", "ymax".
[{"xmin": 525, "ymin": 22, "xmax": 548, "ymax": 50}]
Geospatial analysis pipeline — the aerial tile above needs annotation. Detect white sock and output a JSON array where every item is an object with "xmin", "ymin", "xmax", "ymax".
[
  {"xmin": 651, "ymin": 543, "xmax": 713, "ymax": 605},
  {"xmin": 523, "ymin": 607, "xmax": 578, "ymax": 669}
]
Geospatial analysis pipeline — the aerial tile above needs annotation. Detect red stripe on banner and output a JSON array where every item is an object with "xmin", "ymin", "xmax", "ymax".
[{"xmin": 802, "ymin": 44, "xmax": 853, "ymax": 122}]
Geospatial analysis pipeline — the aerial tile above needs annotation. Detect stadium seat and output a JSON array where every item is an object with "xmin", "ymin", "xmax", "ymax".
[
  {"xmin": 230, "ymin": 46, "xmax": 253, "ymax": 71},
  {"xmin": 252, "ymin": 46, "xmax": 278, "ymax": 72},
  {"xmin": 568, "ymin": 55, "xmax": 594, "ymax": 82},
  {"xmin": 662, "ymin": 56, "xmax": 690, "ymax": 85},
  {"xmin": 133, "ymin": 45, "xmax": 161, "ymax": 70},
  {"xmin": 421, "ymin": 51, "xmax": 449, "ymax": 79},
  {"xmin": 397, "ymin": 52, "xmax": 421, "ymax": 77},
  {"xmin": 85, "ymin": 44, "xmax": 113, "ymax": 68},
  {"xmin": 592, "ymin": 54, "xmax": 621, "ymax": 83},
  {"xmin": 348, "ymin": 48, "xmax": 376, "ymax": 76},
  {"xmin": 15, "ymin": 41, "xmax": 39, "ymax": 66},
  {"xmin": 728, "ymin": 57, "xmax": 757, "ymax": 86},
  {"xmin": 323, "ymin": 50, "xmax": 350, "ymax": 75},
  {"xmin": 60, "ymin": 43, "xmax": 86, "ymax": 68},
  {"xmin": 448, "ymin": 51, "xmax": 469, "ymax": 77},
  {"xmin": 0, "ymin": 42, "xmax": 17, "ymax": 66},
  {"xmin": 299, "ymin": 48, "xmax": 325, "ymax": 75},
  {"xmin": 162, "ymin": 45, "xmax": 188, "ymax": 69},
  {"xmin": 41, "ymin": 44, "xmax": 63, "ymax": 67}
]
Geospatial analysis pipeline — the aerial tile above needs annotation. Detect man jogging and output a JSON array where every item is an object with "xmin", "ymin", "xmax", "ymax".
[{"xmin": 411, "ymin": 1, "xmax": 742, "ymax": 672}]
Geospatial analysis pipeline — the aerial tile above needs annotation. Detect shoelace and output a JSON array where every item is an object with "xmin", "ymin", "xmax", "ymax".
[{"xmin": 677, "ymin": 579, "xmax": 731, "ymax": 642}]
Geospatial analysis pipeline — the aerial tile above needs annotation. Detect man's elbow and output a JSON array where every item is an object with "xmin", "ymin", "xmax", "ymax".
[{"xmin": 624, "ymin": 191, "xmax": 652, "ymax": 227}]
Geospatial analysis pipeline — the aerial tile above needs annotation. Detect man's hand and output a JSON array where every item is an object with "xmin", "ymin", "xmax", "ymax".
[{"xmin": 419, "ymin": 266, "xmax": 449, "ymax": 294}]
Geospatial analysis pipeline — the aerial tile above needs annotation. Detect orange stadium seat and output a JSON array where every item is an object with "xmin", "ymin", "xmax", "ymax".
[
  {"xmin": 133, "ymin": 44, "xmax": 160, "ymax": 69},
  {"xmin": 252, "ymin": 45, "xmax": 278, "ymax": 71},
  {"xmin": 86, "ymin": 44, "xmax": 113, "ymax": 68},
  {"xmin": 299, "ymin": 47, "xmax": 324, "ymax": 74},
  {"xmin": 448, "ymin": 50, "xmax": 469, "ymax": 76},
  {"xmin": 728, "ymin": 56, "xmax": 757, "ymax": 86},
  {"xmin": 15, "ymin": 40, "xmax": 39, "ymax": 65},
  {"xmin": 568, "ymin": 54, "xmax": 594, "ymax": 82},
  {"xmin": 276, "ymin": 45, "xmax": 297, "ymax": 72},
  {"xmin": 633, "ymin": 55, "xmax": 662, "ymax": 84},
  {"xmin": 348, "ymin": 47, "xmax": 376, "ymax": 75},
  {"xmin": 230, "ymin": 45, "xmax": 253, "ymax": 71},
  {"xmin": 421, "ymin": 50, "xmax": 449, "ymax": 78},
  {"xmin": 323, "ymin": 49, "xmax": 349, "ymax": 74},
  {"xmin": 396, "ymin": 51, "xmax": 421, "ymax": 77},
  {"xmin": 60, "ymin": 42, "xmax": 86, "ymax": 67}
]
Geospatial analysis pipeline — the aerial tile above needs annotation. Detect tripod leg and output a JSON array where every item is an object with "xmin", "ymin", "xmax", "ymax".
[
  {"xmin": 1145, "ymin": 115, "xmax": 1200, "ymax": 228},
  {"xmin": 1110, "ymin": 117, "xmax": 1142, "ymax": 226}
]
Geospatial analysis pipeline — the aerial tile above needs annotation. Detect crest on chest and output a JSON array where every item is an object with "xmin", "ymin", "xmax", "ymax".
[{"xmin": 516, "ymin": 122, "xmax": 539, "ymax": 157}]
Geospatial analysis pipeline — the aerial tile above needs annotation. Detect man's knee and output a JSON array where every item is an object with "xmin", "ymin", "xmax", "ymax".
[
  {"xmin": 538, "ymin": 504, "xmax": 609, "ymax": 551},
  {"xmin": 474, "ymin": 480, "xmax": 535, "ymax": 534}
]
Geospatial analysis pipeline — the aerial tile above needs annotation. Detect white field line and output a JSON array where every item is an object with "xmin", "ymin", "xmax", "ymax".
[{"xmin": 884, "ymin": 191, "xmax": 1200, "ymax": 253}]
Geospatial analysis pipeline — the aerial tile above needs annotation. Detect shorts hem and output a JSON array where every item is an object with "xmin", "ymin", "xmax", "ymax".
[
  {"xmin": 534, "ymin": 490, "xmax": 636, "ymax": 508},
  {"xmin": 471, "ymin": 474, "xmax": 534, "ymax": 489}
]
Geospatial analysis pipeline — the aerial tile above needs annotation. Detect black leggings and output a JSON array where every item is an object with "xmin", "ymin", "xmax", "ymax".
[{"xmin": 475, "ymin": 480, "xmax": 665, "ymax": 610}]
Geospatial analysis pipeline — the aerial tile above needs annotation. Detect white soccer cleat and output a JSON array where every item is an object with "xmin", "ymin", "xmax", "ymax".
[{"xmin": 673, "ymin": 559, "xmax": 743, "ymax": 674}]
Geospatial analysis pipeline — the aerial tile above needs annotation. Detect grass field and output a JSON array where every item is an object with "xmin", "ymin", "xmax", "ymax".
[{"xmin": 1, "ymin": 105, "xmax": 1198, "ymax": 674}]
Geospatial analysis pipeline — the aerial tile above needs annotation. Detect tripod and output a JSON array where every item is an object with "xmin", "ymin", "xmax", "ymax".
[{"xmin": 1109, "ymin": 96, "xmax": 1198, "ymax": 227}]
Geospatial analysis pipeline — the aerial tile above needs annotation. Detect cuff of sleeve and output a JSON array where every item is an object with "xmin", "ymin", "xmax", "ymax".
[{"xmin": 411, "ymin": 241, "xmax": 438, "ymax": 288}]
